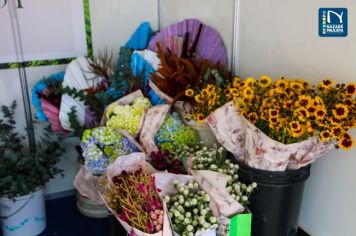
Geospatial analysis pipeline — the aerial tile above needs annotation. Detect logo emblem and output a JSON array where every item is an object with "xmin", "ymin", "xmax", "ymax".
[{"xmin": 319, "ymin": 8, "xmax": 348, "ymax": 37}]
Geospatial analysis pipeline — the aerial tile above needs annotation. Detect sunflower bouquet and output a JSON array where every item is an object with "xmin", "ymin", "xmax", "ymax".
[
  {"xmin": 233, "ymin": 77, "xmax": 356, "ymax": 150},
  {"xmin": 207, "ymin": 76, "xmax": 355, "ymax": 171}
]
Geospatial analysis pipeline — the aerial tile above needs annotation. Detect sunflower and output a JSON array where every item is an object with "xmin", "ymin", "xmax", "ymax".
[
  {"xmin": 290, "ymin": 126, "xmax": 305, "ymax": 138},
  {"xmin": 306, "ymin": 121, "xmax": 314, "ymax": 133},
  {"xmin": 268, "ymin": 109, "xmax": 279, "ymax": 117},
  {"xmin": 244, "ymin": 77, "xmax": 257, "ymax": 87},
  {"xmin": 196, "ymin": 113, "xmax": 205, "ymax": 123},
  {"xmin": 248, "ymin": 112, "xmax": 259, "ymax": 124},
  {"xmin": 319, "ymin": 130, "xmax": 331, "ymax": 141},
  {"xmin": 295, "ymin": 107, "xmax": 309, "ymax": 122},
  {"xmin": 194, "ymin": 94, "xmax": 204, "ymax": 103},
  {"xmin": 289, "ymin": 121, "xmax": 302, "ymax": 132},
  {"xmin": 297, "ymin": 95, "xmax": 313, "ymax": 108},
  {"xmin": 332, "ymin": 104, "xmax": 349, "ymax": 119},
  {"xmin": 258, "ymin": 75, "xmax": 272, "ymax": 88},
  {"xmin": 275, "ymin": 79, "xmax": 289, "ymax": 90},
  {"xmin": 319, "ymin": 79, "xmax": 335, "ymax": 90},
  {"xmin": 314, "ymin": 106, "xmax": 327, "ymax": 121},
  {"xmin": 185, "ymin": 89, "xmax": 194, "ymax": 97},
  {"xmin": 344, "ymin": 83, "xmax": 356, "ymax": 96},
  {"xmin": 232, "ymin": 77, "xmax": 241, "ymax": 88},
  {"xmin": 206, "ymin": 84, "xmax": 216, "ymax": 95},
  {"xmin": 243, "ymin": 87, "xmax": 255, "ymax": 99},
  {"xmin": 331, "ymin": 125, "xmax": 344, "ymax": 138},
  {"xmin": 338, "ymin": 134, "xmax": 355, "ymax": 150},
  {"xmin": 269, "ymin": 116, "xmax": 278, "ymax": 124},
  {"xmin": 290, "ymin": 81, "xmax": 304, "ymax": 90}
]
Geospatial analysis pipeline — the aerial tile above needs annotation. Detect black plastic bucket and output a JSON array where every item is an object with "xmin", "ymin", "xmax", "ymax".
[{"xmin": 237, "ymin": 161, "xmax": 311, "ymax": 236}]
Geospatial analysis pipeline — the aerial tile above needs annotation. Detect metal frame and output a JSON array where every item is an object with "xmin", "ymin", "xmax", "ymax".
[{"xmin": 8, "ymin": 0, "xmax": 36, "ymax": 152}]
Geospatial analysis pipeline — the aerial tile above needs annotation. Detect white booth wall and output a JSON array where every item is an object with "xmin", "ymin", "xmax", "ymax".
[
  {"xmin": 237, "ymin": 0, "xmax": 356, "ymax": 235},
  {"xmin": 0, "ymin": 0, "xmax": 354, "ymax": 235}
]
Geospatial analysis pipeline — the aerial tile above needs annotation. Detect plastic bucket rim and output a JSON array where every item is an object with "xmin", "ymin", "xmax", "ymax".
[{"xmin": 0, "ymin": 186, "xmax": 44, "ymax": 202}]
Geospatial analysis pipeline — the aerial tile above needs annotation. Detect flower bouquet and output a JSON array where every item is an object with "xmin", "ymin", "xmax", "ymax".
[
  {"xmin": 31, "ymin": 72, "xmax": 67, "ymax": 133},
  {"xmin": 139, "ymin": 104, "xmax": 199, "ymax": 154},
  {"xmin": 208, "ymin": 77, "xmax": 356, "ymax": 171},
  {"xmin": 149, "ymin": 149, "xmax": 185, "ymax": 175},
  {"xmin": 101, "ymin": 90, "xmax": 151, "ymax": 137},
  {"xmin": 73, "ymin": 126, "xmax": 141, "ymax": 203},
  {"xmin": 99, "ymin": 152, "xmax": 172, "ymax": 235},
  {"xmin": 153, "ymin": 172, "xmax": 220, "ymax": 236}
]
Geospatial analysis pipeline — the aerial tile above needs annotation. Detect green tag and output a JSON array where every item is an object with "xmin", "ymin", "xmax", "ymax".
[{"xmin": 229, "ymin": 212, "xmax": 252, "ymax": 236}]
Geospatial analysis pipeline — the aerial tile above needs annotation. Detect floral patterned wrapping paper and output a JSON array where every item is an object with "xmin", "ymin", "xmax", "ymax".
[
  {"xmin": 140, "ymin": 104, "xmax": 171, "ymax": 154},
  {"xmin": 73, "ymin": 130, "xmax": 144, "ymax": 203},
  {"xmin": 98, "ymin": 153, "xmax": 173, "ymax": 236},
  {"xmin": 101, "ymin": 90, "xmax": 148, "ymax": 138},
  {"xmin": 207, "ymin": 102, "xmax": 335, "ymax": 171}
]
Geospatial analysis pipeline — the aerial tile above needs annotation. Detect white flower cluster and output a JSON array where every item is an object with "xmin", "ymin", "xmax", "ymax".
[
  {"xmin": 166, "ymin": 180, "xmax": 218, "ymax": 236},
  {"xmin": 190, "ymin": 146, "xmax": 257, "ymax": 206}
]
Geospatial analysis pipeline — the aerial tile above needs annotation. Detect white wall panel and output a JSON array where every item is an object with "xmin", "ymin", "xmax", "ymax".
[{"xmin": 237, "ymin": 1, "xmax": 356, "ymax": 235}]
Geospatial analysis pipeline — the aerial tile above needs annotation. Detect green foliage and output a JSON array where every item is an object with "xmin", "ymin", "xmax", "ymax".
[{"xmin": 0, "ymin": 101, "xmax": 65, "ymax": 199}]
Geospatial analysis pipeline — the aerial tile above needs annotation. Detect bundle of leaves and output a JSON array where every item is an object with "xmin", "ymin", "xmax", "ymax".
[{"xmin": 0, "ymin": 101, "xmax": 64, "ymax": 199}]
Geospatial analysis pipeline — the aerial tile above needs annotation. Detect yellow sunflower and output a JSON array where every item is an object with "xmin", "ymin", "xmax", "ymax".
[
  {"xmin": 290, "ymin": 126, "xmax": 305, "ymax": 138},
  {"xmin": 344, "ymin": 83, "xmax": 356, "ymax": 96},
  {"xmin": 268, "ymin": 109, "xmax": 279, "ymax": 117},
  {"xmin": 185, "ymin": 89, "xmax": 195, "ymax": 97},
  {"xmin": 258, "ymin": 75, "xmax": 272, "ymax": 88},
  {"xmin": 275, "ymin": 79, "xmax": 289, "ymax": 90},
  {"xmin": 269, "ymin": 116, "xmax": 279, "ymax": 124},
  {"xmin": 290, "ymin": 81, "xmax": 304, "ymax": 91},
  {"xmin": 289, "ymin": 121, "xmax": 302, "ymax": 132},
  {"xmin": 195, "ymin": 94, "xmax": 204, "ymax": 103},
  {"xmin": 319, "ymin": 130, "xmax": 332, "ymax": 141},
  {"xmin": 331, "ymin": 125, "xmax": 345, "ymax": 139},
  {"xmin": 319, "ymin": 79, "xmax": 335, "ymax": 89},
  {"xmin": 195, "ymin": 113, "xmax": 205, "ymax": 123},
  {"xmin": 248, "ymin": 112, "xmax": 259, "ymax": 124},
  {"xmin": 332, "ymin": 104, "xmax": 349, "ymax": 119},
  {"xmin": 338, "ymin": 133, "xmax": 355, "ymax": 150},
  {"xmin": 297, "ymin": 95, "xmax": 313, "ymax": 108},
  {"xmin": 244, "ymin": 77, "xmax": 257, "ymax": 87},
  {"xmin": 243, "ymin": 87, "xmax": 255, "ymax": 99},
  {"xmin": 306, "ymin": 121, "xmax": 314, "ymax": 133},
  {"xmin": 314, "ymin": 106, "xmax": 327, "ymax": 121},
  {"xmin": 295, "ymin": 107, "xmax": 309, "ymax": 122},
  {"xmin": 232, "ymin": 77, "xmax": 241, "ymax": 88}
]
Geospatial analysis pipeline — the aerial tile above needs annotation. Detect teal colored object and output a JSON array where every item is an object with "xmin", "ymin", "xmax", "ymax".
[
  {"xmin": 125, "ymin": 22, "xmax": 154, "ymax": 50},
  {"xmin": 230, "ymin": 212, "xmax": 252, "ymax": 236},
  {"xmin": 130, "ymin": 52, "xmax": 164, "ymax": 105}
]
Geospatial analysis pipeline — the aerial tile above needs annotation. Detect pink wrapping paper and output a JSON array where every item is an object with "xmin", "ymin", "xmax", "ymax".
[{"xmin": 207, "ymin": 102, "xmax": 335, "ymax": 171}]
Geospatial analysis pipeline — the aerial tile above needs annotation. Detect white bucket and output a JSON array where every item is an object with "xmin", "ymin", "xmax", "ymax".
[
  {"xmin": 0, "ymin": 187, "xmax": 46, "ymax": 236},
  {"xmin": 179, "ymin": 112, "xmax": 218, "ymax": 147}
]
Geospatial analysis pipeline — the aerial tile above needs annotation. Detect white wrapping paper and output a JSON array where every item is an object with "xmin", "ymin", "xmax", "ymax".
[{"xmin": 207, "ymin": 102, "xmax": 335, "ymax": 171}]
